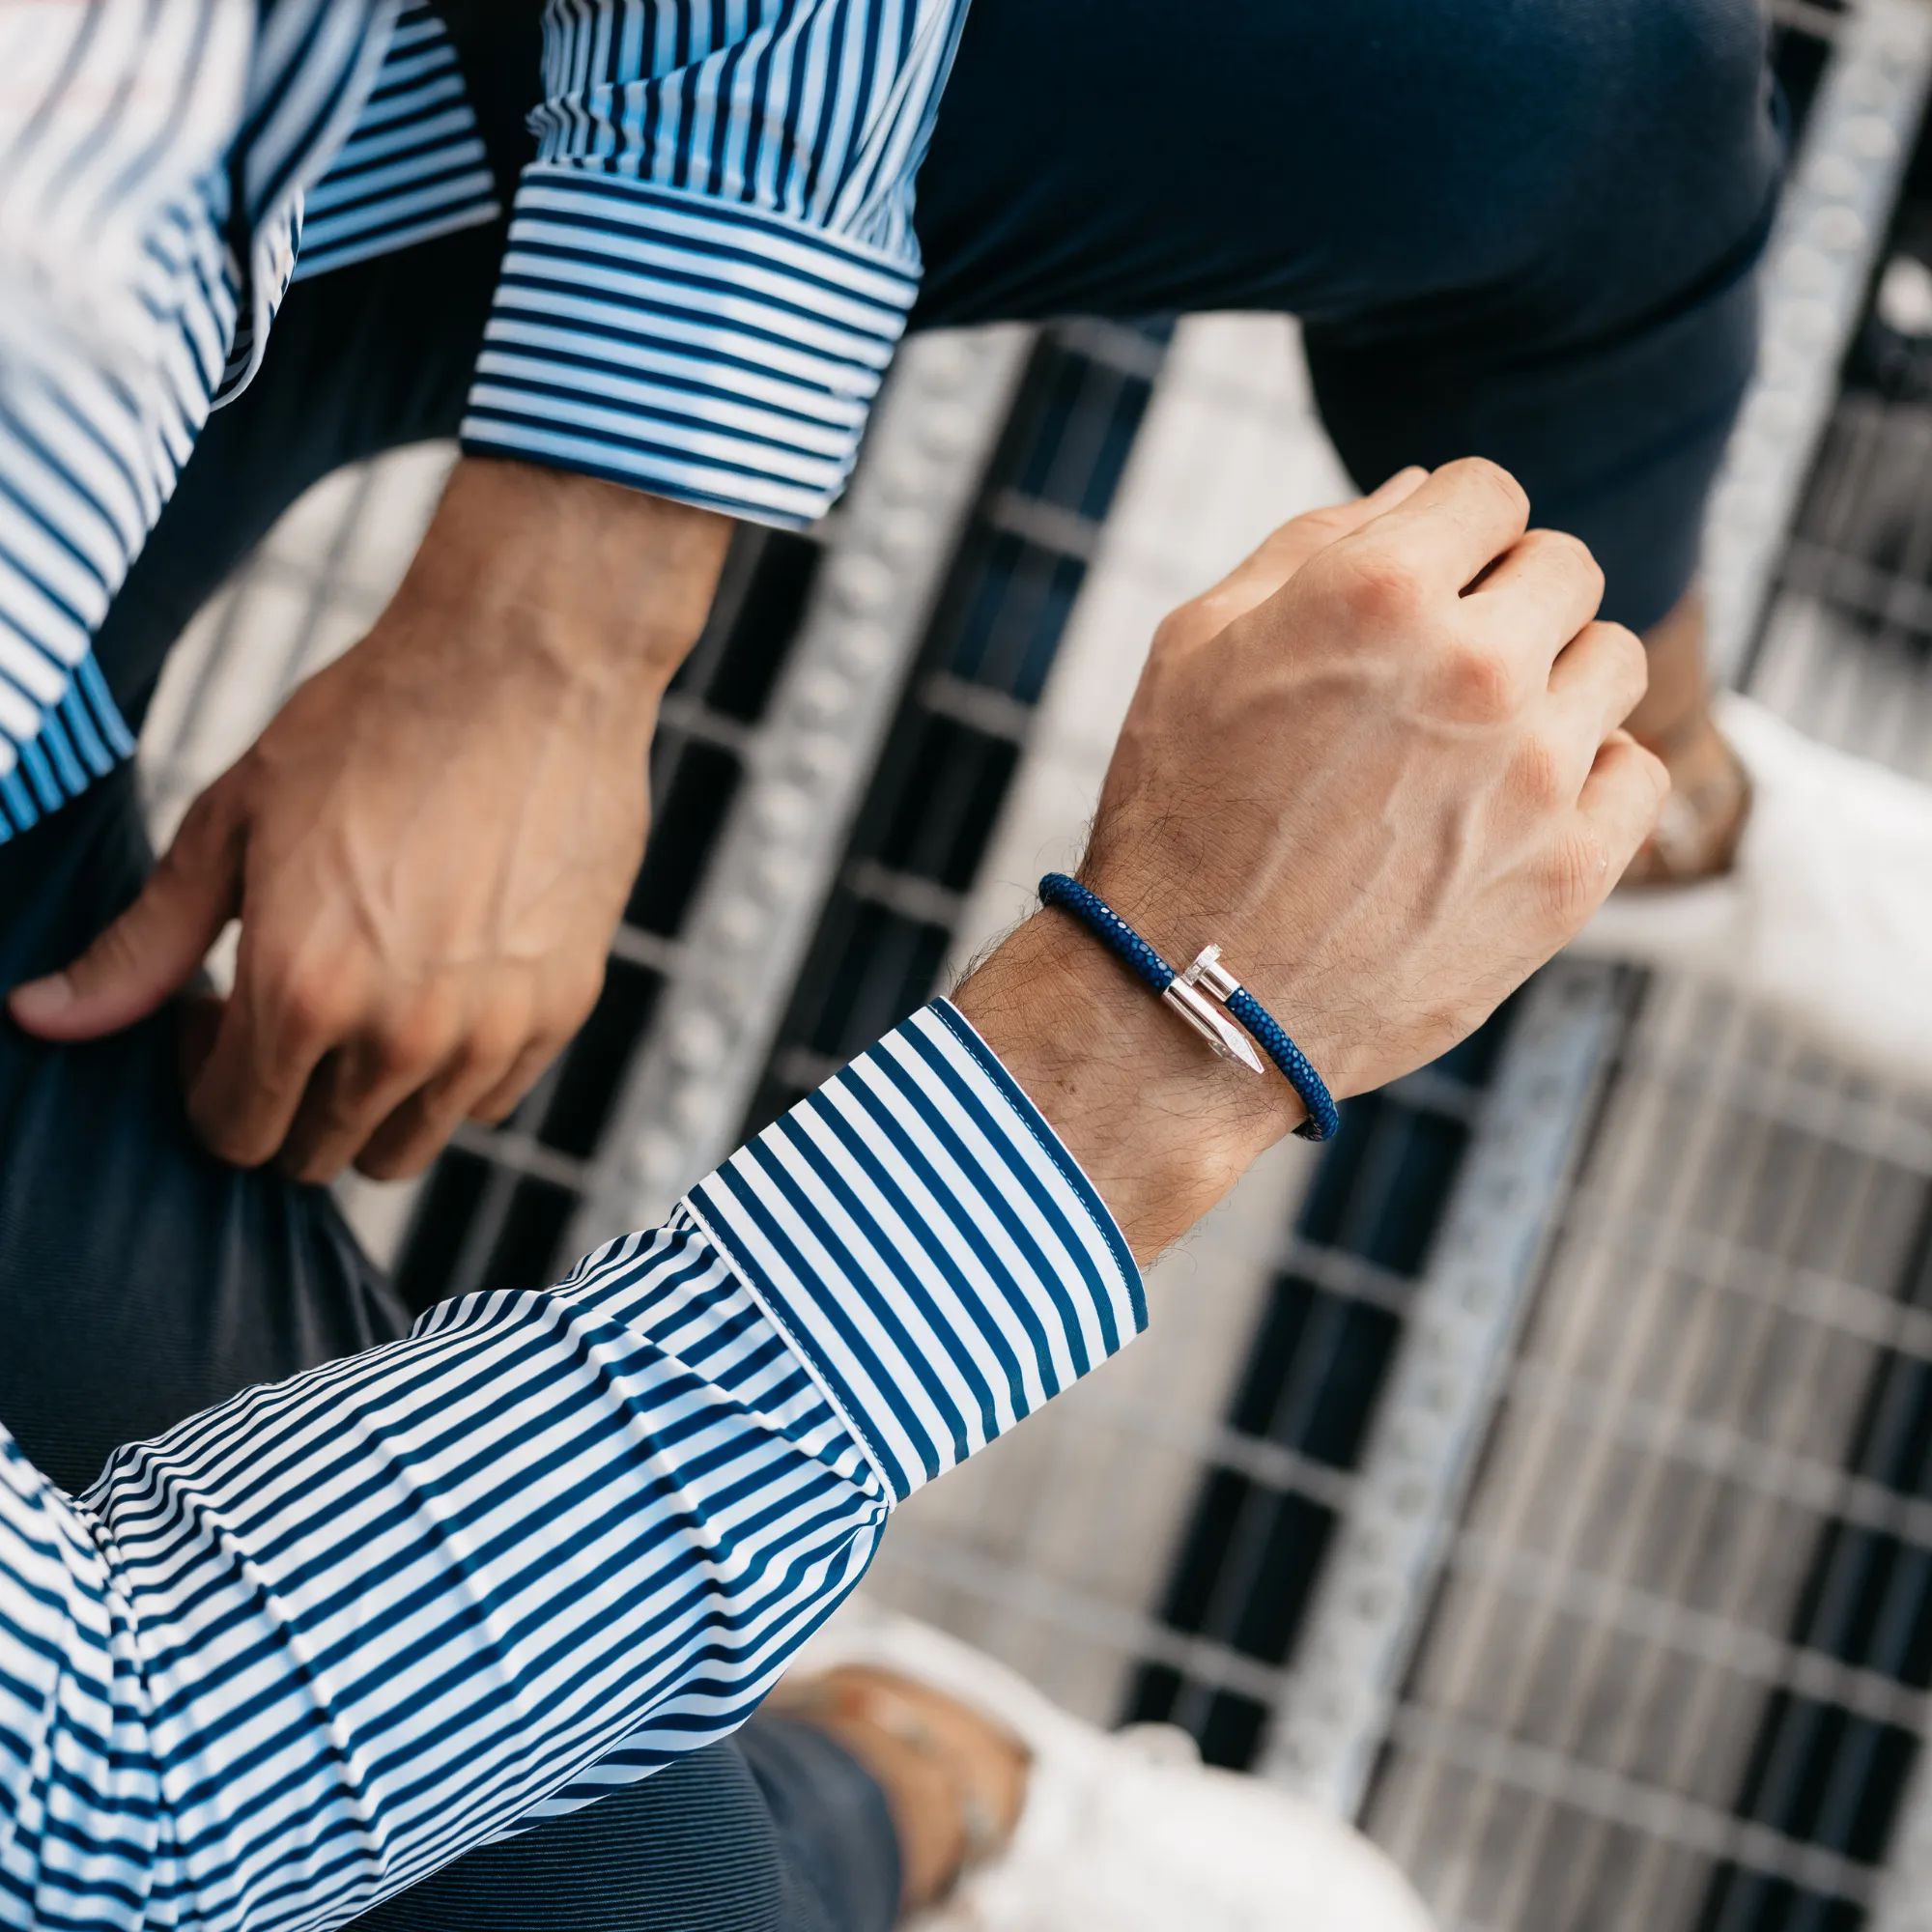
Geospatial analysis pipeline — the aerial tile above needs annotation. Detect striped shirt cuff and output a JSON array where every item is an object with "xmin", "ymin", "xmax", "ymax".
[
  {"xmin": 290, "ymin": 0, "xmax": 500, "ymax": 283},
  {"xmin": 687, "ymin": 1001, "xmax": 1145, "ymax": 1504},
  {"xmin": 459, "ymin": 167, "xmax": 919, "ymax": 528},
  {"xmin": 0, "ymin": 652, "xmax": 137, "ymax": 842}
]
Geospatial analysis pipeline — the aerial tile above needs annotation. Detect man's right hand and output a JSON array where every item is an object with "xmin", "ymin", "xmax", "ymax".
[{"xmin": 956, "ymin": 459, "xmax": 1666, "ymax": 1262}]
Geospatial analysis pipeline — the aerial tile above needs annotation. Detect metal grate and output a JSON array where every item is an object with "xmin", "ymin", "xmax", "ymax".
[
  {"xmin": 1341, "ymin": 12, "xmax": 1932, "ymax": 1927},
  {"xmin": 1124, "ymin": 1018, "xmax": 1520, "ymax": 1769},
  {"xmin": 1114, "ymin": 0, "xmax": 1872, "ymax": 1787},
  {"xmin": 1363, "ymin": 985, "xmax": 1932, "ymax": 1930},
  {"xmin": 743, "ymin": 319, "xmax": 1173, "ymax": 1130}
]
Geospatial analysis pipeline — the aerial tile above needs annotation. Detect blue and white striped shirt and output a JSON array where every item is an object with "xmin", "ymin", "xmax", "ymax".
[
  {"xmin": 0, "ymin": 1002, "xmax": 1143, "ymax": 1928},
  {"xmin": 0, "ymin": 0, "xmax": 970, "ymax": 838}
]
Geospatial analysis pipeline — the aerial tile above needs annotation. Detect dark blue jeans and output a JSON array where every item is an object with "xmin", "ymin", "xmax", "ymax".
[
  {"xmin": 0, "ymin": 767, "xmax": 905, "ymax": 1932},
  {"xmin": 0, "ymin": 3, "xmax": 1779, "ymax": 1926}
]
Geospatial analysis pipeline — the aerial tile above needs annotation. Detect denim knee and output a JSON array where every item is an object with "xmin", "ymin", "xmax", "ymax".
[{"xmin": 1529, "ymin": 0, "xmax": 1781, "ymax": 332}]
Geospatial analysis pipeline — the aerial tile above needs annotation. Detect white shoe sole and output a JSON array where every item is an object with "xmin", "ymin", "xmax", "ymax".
[
  {"xmin": 787, "ymin": 1599, "xmax": 1435, "ymax": 1932},
  {"xmin": 1571, "ymin": 694, "xmax": 1932, "ymax": 1088}
]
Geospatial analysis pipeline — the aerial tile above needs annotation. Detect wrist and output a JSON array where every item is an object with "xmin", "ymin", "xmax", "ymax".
[
  {"xmin": 954, "ymin": 910, "xmax": 1305, "ymax": 1264},
  {"xmin": 394, "ymin": 456, "xmax": 732, "ymax": 698}
]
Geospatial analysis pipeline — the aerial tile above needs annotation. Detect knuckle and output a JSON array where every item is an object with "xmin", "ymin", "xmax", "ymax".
[
  {"xmin": 1604, "ymin": 620, "xmax": 1648, "ymax": 692},
  {"xmin": 454, "ymin": 1011, "xmax": 532, "ymax": 1089},
  {"xmin": 1509, "ymin": 732, "xmax": 1567, "ymax": 812},
  {"xmin": 1332, "ymin": 550, "xmax": 1428, "ymax": 629},
  {"xmin": 376, "ymin": 1006, "xmax": 456, "ymax": 1079},
  {"xmin": 1568, "ymin": 619, "xmax": 1648, "ymax": 710},
  {"xmin": 273, "ymin": 969, "xmax": 353, "ymax": 1048},
  {"xmin": 210, "ymin": 1134, "xmax": 269, "ymax": 1172},
  {"xmin": 1288, "ymin": 504, "xmax": 1351, "ymax": 544},
  {"xmin": 1439, "ymin": 641, "xmax": 1519, "ymax": 723},
  {"xmin": 1537, "ymin": 824, "xmax": 1609, "ymax": 926},
  {"xmin": 469, "ymin": 1080, "xmax": 526, "ymax": 1126},
  {"xmin": 356, "ymin": 1140, "xmax": 434, "ymax": 1183},
  {"xmin": 1538, "ymin": 527, "xmax": 1604, "ymax": 593},
  {"xmin": 1150, "ymin": 603, "xmax": 1211, "ymax": 661},
  {"xmin": 1530, "ymin": 525, "xmax": 1589, "ymax": 564},
  {"xmin": 192, "ymin": 1105, "xmax": 271, "ymax": 1171}
]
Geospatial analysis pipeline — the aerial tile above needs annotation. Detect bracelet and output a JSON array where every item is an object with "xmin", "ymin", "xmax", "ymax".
[{"xmin": 1037, "ymin": 873, "xmax": 1340, "ymax": 1142}]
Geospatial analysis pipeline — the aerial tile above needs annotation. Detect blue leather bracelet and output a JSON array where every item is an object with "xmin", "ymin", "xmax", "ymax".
[{"xmin": 1038, "ymin": 873, "xmax": 1340, "ymax": 1142}]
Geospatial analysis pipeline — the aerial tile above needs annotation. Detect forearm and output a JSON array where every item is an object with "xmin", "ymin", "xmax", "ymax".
[
  {"xmin": 0, "ymin": 1008, "xmax": 1137, "ymax": 1930},
  {"xmin": 954, "ymin": 913, "xmax": 1303, "ymax": 1264},
  {"xmin": 398, "ymin": 457, "xmax": 732, "ymax": 699}
]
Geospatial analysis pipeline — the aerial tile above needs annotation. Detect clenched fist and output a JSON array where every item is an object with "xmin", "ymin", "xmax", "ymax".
[{"xmin": 957, "ymin": 461, "xmax": 1666, "ymax": 1261}]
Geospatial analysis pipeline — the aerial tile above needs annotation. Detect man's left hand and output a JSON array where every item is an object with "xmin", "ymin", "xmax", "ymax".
[{"xmin": 8, "ymin": 458, "xmax": 730, "ymax": 1181}]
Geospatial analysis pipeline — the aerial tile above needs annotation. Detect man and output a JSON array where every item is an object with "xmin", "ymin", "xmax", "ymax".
[
  {"xmin": 1, "ymin": 456, "xmax": 1662, "ymax": 1929},
  {"xmin": 17, "ymin": 0, "xmax": 1932, "ymax": 1198},
  {"xmin": 0, "ymin": 0, "xmax": 1897, "ymax": 1925}
]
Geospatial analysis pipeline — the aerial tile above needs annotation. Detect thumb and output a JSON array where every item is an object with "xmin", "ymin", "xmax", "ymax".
[{"xmin": 9, "ymin": 799, "xmax": 242, "ymax": 1040}]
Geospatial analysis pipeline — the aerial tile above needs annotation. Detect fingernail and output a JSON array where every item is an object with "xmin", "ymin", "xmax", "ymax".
[{"xmin": 9, "ymin": 973, "xmax": 72, "ymax": 1023}]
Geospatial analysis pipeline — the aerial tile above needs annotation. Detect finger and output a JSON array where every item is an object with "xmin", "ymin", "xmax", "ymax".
[
  {"xmin": 275, "ymin": 1017, "xmax": 464, "ymax": 1183},
  {"xmin": 358, "ymin": 954, "xmax": 600, "ymax": 1178},
  {"xmin": 1546, "ymin": 619, "xmax": 1650, "ymax": 748},
  {"xmin": 176, "ymin": 991, "xmax": 225, "ymax": 1091},
  {"xmin": 9, "ymin": 795, "xmax": 242, "ymax": 1039},
  {"xmin": 1459, "ymin": 528, "xmax": 1606, "ymax": 675},
  {"xmin": 1241, "ymin": 466, "xmax": 1431, "ymax": 582},
  {"xmin": 185, "ymin": 944, "xmax": 358, "ymax": 1168},
  {"xmin": 467, "ymin": 1033, "xmax": 562, "ymax": 1125},
  {"xmin": 1175, "ymin": 469, "xmax": 1430, "ymax": 640},
  {"xmin": 354, "ymin": 1034, "xmax": 539, "ymax": 1181},
  {"xmin": 1516, "ymin": 623, "xmax": 1651, "ymax": 819},
  {"xmin": 1576, "ymin": 729, "xmax": 1672, "ymax": 883},
  {"xmin": 1344, "ymin": 456, "xmax": 1532, "ymax": 595},
  {"xmin": 1159, "ymin": 469, "xmax": 1437, "ymax": 653}
]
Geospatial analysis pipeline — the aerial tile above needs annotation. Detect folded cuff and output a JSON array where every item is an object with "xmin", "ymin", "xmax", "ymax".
[
  {"xmin": 686, "ymin": 1001, "xmax": 1144, "ymax": 1502},
  {"xmin": 460, "ymin": 168, "xmax": 920, "ymax": 527}
]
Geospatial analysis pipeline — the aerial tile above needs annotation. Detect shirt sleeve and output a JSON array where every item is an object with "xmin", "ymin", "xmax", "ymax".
[
  {"xmin": 0, "ymin": 2, "xmax": 395, "ymax": 836},
  {"xmin": 0, "ymin": 8, "xmax": 250, "ymax": 808},
  {"xmin": 0, "ymin": 1003, "xmax": 1141, "ymax": 1931},
  {"xmin": 456, "ymin": 0, "xmax": 973, "ymax": 529}
]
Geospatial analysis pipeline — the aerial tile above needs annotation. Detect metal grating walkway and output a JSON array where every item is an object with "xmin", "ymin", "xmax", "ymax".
[
  {"xmin": 128, "ymin": 5, "xmax": 1932, "ymax": 1923},
  {"xmin": 1348, "ymin": 11, "xmax": 1932, "ymax": 1924}
]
